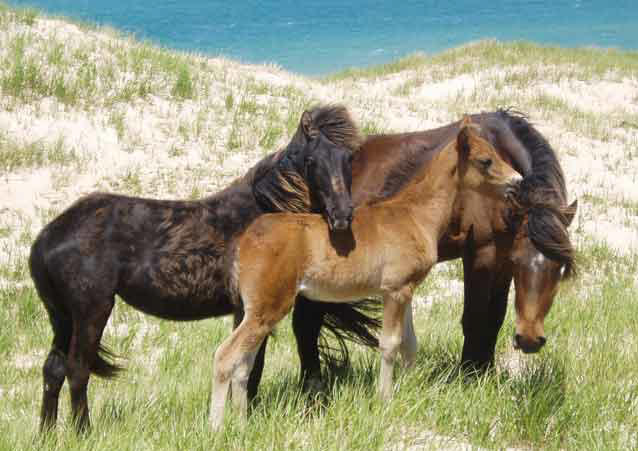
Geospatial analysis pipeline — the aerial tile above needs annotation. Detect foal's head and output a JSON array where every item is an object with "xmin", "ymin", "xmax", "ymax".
[
  {"xmin": 457, "ymin": 117, "xmax": 522, "ymax": 196},
  {"xmin": 292, "ymin": 107, "xmax": 358, "ymax": 230}
]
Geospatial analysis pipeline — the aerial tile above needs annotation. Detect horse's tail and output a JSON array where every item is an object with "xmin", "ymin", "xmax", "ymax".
[
  {"xmin": 315, "ymin": 299, "xmax": 382, "ymax": 369},
  {"xmin": 29, "ymin": 234, "xmax": 123, "ymax": 379}
]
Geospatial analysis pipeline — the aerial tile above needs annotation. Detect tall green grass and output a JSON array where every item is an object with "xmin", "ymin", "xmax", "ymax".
[{"xmin": 0, "ymin": 238, "xmax": 636, "ymax": 450}]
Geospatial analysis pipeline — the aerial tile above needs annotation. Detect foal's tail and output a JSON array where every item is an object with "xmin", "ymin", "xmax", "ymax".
[
  {"xmin": 29, "ymin": 236, "xmax": 122, "ymax": 379},
  {"xmin": 316, "ymin": 299, "xmax": 382, "ymax": 369}
]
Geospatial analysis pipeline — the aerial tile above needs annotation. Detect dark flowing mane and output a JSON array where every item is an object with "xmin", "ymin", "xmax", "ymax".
[
  {"xmin": 304, "ymin": 104, "xmax": 362, "ymax": 152},
  {"xmin": 252, "ymin": 105, "xmax": 361, "ymax": 214},
  {"xmin": 499, "ymin": 109, "xmax": 576, "ymax": 277}
]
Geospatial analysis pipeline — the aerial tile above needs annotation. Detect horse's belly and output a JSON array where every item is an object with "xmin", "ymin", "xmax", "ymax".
[
  {"xmin": 298, "ymin": 280, "xmax": 378, "ymax": 303},
  {"xmin": 117, "ymin": 260, "xmax": 234, "ymax": 320}
]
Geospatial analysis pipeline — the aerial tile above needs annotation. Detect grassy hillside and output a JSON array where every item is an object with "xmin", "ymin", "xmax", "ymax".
[{"xmin": 1, "ymin": 4, "xmax": 637, "ymax": 450}]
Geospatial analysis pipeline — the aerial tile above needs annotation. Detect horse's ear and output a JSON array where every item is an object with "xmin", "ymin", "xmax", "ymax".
[
  {"xmin": 461, "ymin": 115, "xmax": 472, "ymax": 127},
  {"xmin": 564, "ymin": 199, "xmax": 578, "ymax": 226},
  {"xmin": 457, "ymin": 124, "xmax": 472, "ymax": 161},
  {"xmin": 301, "ymin": 110, "xmax": 319, "ymax": 140}
]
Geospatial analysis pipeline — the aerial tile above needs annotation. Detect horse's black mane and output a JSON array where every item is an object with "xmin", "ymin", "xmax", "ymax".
[
  {"xmin": 252, "ymin": 104, "xmax": 361, "ymax": 214},
  {"xmin": 499, "ymin": 109, "xmax": 576, "ymax": 277}
]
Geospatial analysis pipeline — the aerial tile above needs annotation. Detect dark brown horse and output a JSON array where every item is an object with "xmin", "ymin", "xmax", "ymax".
[
  {"xmin": 293, "ymin": 110, "xmax": 577, "ymax": 390},
  {"xmin": 29, "ymin": 105, "xmax": 372, "ymax": 432}
]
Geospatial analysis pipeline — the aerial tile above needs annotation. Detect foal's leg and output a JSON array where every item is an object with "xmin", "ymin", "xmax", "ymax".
[
  {"xmin": 399, "ymin": 305, "xmax": 417, "ymax": 368},
  {"xmin": 211, "ymin": 300, "xmax": 293, "ymax": 430},
  {"xmin": 232, "ymin": 309, "xmax": 268, "ymax": 401},
  {"xmin": 379, "ymin": 288, "xmax": 412, "ymax": 401}
]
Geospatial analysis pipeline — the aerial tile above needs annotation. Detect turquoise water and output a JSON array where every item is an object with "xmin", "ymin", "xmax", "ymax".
[{"xmin": 7, "ymin": 1, "xmax": 638, "ymax": 74}]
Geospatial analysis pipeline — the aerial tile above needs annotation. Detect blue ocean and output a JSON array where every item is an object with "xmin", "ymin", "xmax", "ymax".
[{"xmin": 7, "ymin": 0, "xmax": 638, "ymax": 74}]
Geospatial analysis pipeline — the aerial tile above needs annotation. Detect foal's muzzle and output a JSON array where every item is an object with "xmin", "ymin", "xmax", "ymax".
[{"xmin": 513, "ymin": 333, "xmax": 547, "ymax": 354}]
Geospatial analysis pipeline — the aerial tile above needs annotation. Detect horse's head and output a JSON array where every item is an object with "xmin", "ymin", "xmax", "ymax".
[
  {"xmin": 291, "ymin": 107, "xmax": 358, "ymax": 231},
  {"xmin": 507, "ymin": 199, "xmax": 577, "ymax": 353},
  {"xmin": 457, "ymin": 117, "xmax": 522, "ymax": 196}
]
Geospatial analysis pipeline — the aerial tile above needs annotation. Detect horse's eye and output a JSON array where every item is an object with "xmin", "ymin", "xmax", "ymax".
[
  {"xmin": 305, "ymin": 156, "xmax": 315, "ymax": 166},
  {"xmin": 479, "ymin": 158, "xmax": 493, "ymax": 169}
]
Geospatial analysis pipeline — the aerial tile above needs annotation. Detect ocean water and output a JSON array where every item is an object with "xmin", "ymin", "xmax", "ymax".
[{"xmin": 7, "ymin": 0, "xmax": 638, "ymax": 74}]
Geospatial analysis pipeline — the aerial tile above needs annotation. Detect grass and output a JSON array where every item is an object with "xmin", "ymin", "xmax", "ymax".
[
  {"xmin": 0, "ymin": 239, "xmax": 636, "ymax": 450},
  {"xmin": 0, "ymin": 133, "xmax": 81, "ymax": 171},
  {"xmin": 328, "ymin": 40, "xmax": 638, "ymax": 83}
]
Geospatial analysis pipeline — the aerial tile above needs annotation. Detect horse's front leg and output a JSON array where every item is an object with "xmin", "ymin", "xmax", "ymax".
[
  {"xmin": 291, "ymin": 295, "xmax": 326, "ymax": 394},
  {"xmin": 379, "ymin": 286, "xmax": 413, "ymax": 401},
  {"xmin": 460, "ymin": 244, "xmax": 511, "ymax": 371}
]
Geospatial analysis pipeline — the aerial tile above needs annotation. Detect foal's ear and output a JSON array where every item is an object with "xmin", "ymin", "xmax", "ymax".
[
  {"xmin": 460, "ymin": 115, "xmax": 473, "ymax": 127},
  {"xmin": 301, "ymin": 110, "xmax": 319, "ymax": 140},
  {"xmin": 564, "ymin": 199, "xmax": 578, "ymax": 227},
  {"xmin": 457, "ymin": 122, "xmax": 473, "ymax": 160}
]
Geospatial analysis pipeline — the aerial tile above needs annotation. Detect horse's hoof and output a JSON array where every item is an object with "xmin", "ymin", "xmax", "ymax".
[{"xmin": 302, "ymin": 377, "xmax": 325, "ymax": 397}]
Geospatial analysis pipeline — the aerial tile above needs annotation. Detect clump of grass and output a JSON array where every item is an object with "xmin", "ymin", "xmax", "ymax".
[
  {"xmin": 108, "ymin": 111, "xmax": 126, "ymax": 141},
  {"xmin": 225, "ymin": 93, "xmax": 234, "ymax": 111},
  {"xmin": 0, "ymin": 134, "xmax": 78, "ymax": 171},
  {"xmin": 259, "ymin": 124, "xmax": 283, "ymax": 150},
  {"xmin": 171, "ymin": 64, "xmax": 194, "ymax": 99},
  {"xmin": 120, "ymin": 170, "xmax": 143, "ymax": 194}
]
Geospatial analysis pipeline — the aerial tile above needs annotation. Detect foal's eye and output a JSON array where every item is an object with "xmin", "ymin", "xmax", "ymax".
[
  {"xmin": 479, "ymin": 158, "xmax": 493, "ymax": 169},
  {"xmin": 305, "ymin": 155, "xmax": 315, "ymax": 166}
]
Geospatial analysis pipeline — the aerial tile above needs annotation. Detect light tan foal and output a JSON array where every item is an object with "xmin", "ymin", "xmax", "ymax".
[{"xmin": 209, "ymin": 117, "xmax": 522, "ymax": 429}]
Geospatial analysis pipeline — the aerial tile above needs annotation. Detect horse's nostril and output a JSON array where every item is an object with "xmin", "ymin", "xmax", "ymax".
[
  {"xmin": 513, "ymin": 334, "xmax": 522, "ymax": 349},
  {"xmin": 537, "ymin": 336, "xmax": 547, "ymax": 347}
]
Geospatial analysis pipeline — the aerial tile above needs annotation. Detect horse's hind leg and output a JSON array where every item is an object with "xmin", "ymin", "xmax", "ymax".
[
  {"xmin": 211, "ymin": 296, "xmax": 293, "ymax": 429},
  {"xmin": 41, "ymin": 338, "xmax": 70, "ymax": 431},
  {"xmin": 379, "ymin": 288, "xmax": 413, "ymax": 401},
  {"xmin": 66, "ymin": 294, "xmax": 115, "ymax": 432},
  {"xmin": 210, "ymin": 316, "xmax": 271, "ymax": 430},
  {"xmin": 233, "ymin": 309, "xmax": 268, "ymax": 402},
  {"xmin": 399, "ymin": 305, "xmax": 417, "ymax": 368}
]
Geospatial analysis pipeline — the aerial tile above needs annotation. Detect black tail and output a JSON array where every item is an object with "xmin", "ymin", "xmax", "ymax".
[
  {"xmin": 92, "ymin": 344, "xmax": 123, "ymax": 379},
  {"xmin": 315, "ymin": 299, "xmax": 381, "ymax": 370},
  {"xmin": 29, "ymin": 237, "xmax": 123, "ymax": 379}
]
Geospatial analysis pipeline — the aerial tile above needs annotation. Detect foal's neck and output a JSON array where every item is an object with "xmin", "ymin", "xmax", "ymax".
[{"xmin": 382, "ymin": 142, "xmax": 461, "ymax": 236}]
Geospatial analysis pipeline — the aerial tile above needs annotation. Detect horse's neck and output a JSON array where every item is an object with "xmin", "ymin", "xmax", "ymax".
[
  {"xmin": 385, "ymin": 144, "xmax": 461, "ymax": 238},
  {"xmin": 199, "ymin": 173, "xmax": 262, "ymax": 240}
]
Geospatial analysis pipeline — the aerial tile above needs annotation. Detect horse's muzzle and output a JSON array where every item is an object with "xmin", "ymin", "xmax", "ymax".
[
  {"xmin": 327, "ymin": 206, "xmax": 353, "ymax": 231},
  {"xmin": 505, "ymin": 175, "xmax": 523, "ymax": 199},
  {"xmin": 513, "ymin": 333, "xmax": 547, "ymax": 353}
]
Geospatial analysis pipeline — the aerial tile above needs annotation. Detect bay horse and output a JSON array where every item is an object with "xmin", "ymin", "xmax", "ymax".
[
  {"xmin": 292, "ymin": 110, "xmax": 577, "ymax": 391},
  {"xmin": 29, "ymin": 105, "xmax": 370, "ymax": 432},
  {"xmin": 209, "ymin": 118, "xmax": 522, "ymax": 428}
]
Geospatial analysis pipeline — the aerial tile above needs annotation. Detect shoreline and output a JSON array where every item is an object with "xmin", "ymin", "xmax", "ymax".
[{"xmin": 4, "ymin": 0, "xmax": 638, "ymax": 76}]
